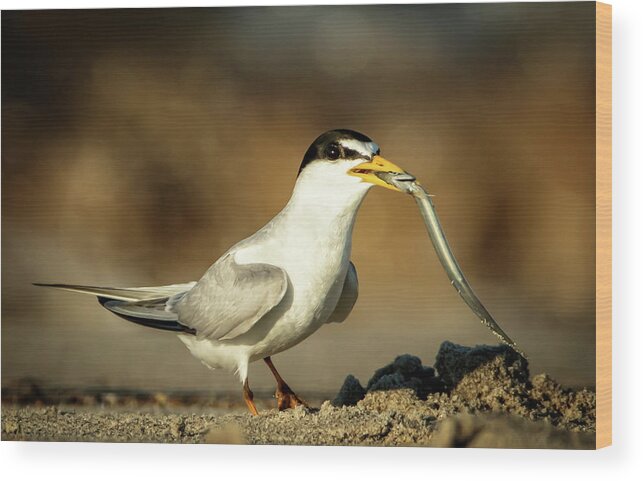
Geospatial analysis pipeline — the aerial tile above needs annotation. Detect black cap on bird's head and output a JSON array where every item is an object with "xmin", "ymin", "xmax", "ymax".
[
  {"xmin": 297, "ymin": 129, "xmax": 412, "ymax": 192},
  {"xmin": 299, "ymin": 129, "xmax": 375, "ymax": 173}
]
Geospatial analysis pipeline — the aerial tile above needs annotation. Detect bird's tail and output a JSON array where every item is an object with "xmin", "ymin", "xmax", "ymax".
[
  {"xmin": 34, "ymin": 282, "xmax": 197, "ymax": 334},
  {"xmin": 33, "ymin": 282, "xmax": 195, "ymax": 302}
]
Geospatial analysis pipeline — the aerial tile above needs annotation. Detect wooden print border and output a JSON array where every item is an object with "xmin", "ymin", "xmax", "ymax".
[{"xmin": 596, "ymin": 1, "xmax": 612, "ymax": 449}]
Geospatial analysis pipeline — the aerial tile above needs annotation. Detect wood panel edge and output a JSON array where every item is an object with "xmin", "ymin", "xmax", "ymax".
[{"xmin": 595, "ymin": 1, "xmax": 612, "ymax": 450}]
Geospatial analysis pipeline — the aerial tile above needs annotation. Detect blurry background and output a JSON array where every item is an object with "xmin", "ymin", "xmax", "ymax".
[{"xmin": 2, "ymin": 3, "xmax": 596, "ymax": 398}]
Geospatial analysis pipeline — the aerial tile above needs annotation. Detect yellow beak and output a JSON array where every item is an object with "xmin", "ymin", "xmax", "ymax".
[{"xmin": 348, "ymin": 155, "xmax": 410, "ymax": 192}]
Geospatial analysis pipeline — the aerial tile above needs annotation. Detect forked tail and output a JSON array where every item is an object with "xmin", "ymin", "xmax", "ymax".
[{"xmin": 34, "ymin": 282, "xmax": 196, "ymax": 334}]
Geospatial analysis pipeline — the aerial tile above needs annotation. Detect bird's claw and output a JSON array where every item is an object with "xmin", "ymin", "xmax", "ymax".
[{"xmin": 275, "ymin": 384, "xmax": 308, "ymax": 411}]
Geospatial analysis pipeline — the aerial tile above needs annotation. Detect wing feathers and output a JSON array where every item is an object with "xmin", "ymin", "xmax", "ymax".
[
  {"xmin": 34, "ymin": 282, "xmax": 196, "ymax": 302},
  {"xmin": 325, "ymin": 261, "xmax": 359, "ymax": 324},
  {"xmin": 173, "ymin": 254, "xmax": 288, "ymax": 341},
  {"xmin": 98, "ymin": 297, "xmax": 195, "ymax": 333}
]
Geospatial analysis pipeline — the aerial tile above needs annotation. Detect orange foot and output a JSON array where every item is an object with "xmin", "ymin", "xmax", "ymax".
[{"xmin": 275, "ymin": 383, "xmax": 308, "ymax": 411}]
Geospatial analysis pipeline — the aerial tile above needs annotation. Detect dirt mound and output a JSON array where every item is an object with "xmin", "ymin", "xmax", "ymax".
[{"xmin": 204, "ymin": 342, "xmax": 594, "ymax": 447}]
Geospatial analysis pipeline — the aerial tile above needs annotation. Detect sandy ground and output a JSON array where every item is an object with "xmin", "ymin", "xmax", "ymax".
[{"xmin": 2, "ymin": 342, "xmax": 596, "ymax": 448}]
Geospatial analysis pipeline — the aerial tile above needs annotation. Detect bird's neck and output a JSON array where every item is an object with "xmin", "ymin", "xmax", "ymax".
[
  {"xmin": 275, "ymin": 174, "xmax": 371, "ymax": 247},
  {"xmin": 233, "ymin": 174, "xmax": 371, "ymax": 275}
]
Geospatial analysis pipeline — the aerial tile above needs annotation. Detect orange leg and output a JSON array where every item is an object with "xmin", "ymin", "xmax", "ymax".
[
  {"xmin": 242, "ymin": 378, "xmax": 259, "ymax": 416},
  {"xmin": 263, "ymin": 356, "xmax": 308, "ymax": 411}
]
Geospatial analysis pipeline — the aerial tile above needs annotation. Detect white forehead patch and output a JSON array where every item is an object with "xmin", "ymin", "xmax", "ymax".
[{"xmin": 338, "ymin": 139, "xmax": 380, "ymax": 157}]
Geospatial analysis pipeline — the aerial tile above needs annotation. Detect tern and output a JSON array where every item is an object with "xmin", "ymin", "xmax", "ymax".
[{"xmin": 36, "ymin": 129, "xmax": 417, "ymax": 415}]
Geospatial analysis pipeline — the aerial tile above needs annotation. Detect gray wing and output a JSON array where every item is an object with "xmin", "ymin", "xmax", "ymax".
[
  {"xmin": 325, "ymin": 261, "xmax": 358, "ymax": 324},
  {"xmin": 170, "ymin": 254, "xmax": 289, "ymax": 341}
]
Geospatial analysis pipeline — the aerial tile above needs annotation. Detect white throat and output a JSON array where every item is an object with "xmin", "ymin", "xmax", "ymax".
[
  {"xmin": 281, "ymin": 162, "xmax": 372, "ymax": 237},
  {"xmin": 233, "ymin": 161, "xmax": 372, "ymax": 276}
]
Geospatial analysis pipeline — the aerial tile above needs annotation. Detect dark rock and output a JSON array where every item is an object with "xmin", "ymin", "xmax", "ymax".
[
  {"xmin": 434, "ymin": 341, "xmax": 529, "ymax": 387},
  {"xmin": 369, "ymin": 372, "xmax": 418, "ymax": 392},
  {"xmin": 365, "ymin": 354, "xmax": 442, "ymax": 399},
  {"xmin": 332, "ymin": 374, "xmax": 366, "ymax": 407}
]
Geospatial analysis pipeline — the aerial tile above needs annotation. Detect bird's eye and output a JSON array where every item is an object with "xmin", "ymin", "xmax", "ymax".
[{"xmin": 325, "ymin": 144, "xmax": 340, "ymax": 161}]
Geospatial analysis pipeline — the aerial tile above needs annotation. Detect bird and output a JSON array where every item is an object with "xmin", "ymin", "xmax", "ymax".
[{"xmin": 36, "ymin": 129, "xmax": 415, "ymax": 415}]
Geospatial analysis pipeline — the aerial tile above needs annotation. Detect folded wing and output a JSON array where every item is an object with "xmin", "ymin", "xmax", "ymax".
[{"xmin": 171, "ymin": 254, "xmax": 289, "ymax": 341}]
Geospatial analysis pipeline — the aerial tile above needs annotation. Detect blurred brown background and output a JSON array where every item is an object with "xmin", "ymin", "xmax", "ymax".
[{"xmin": 2, "ymin": 3, "xmax": 596, "ymax": 396}]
